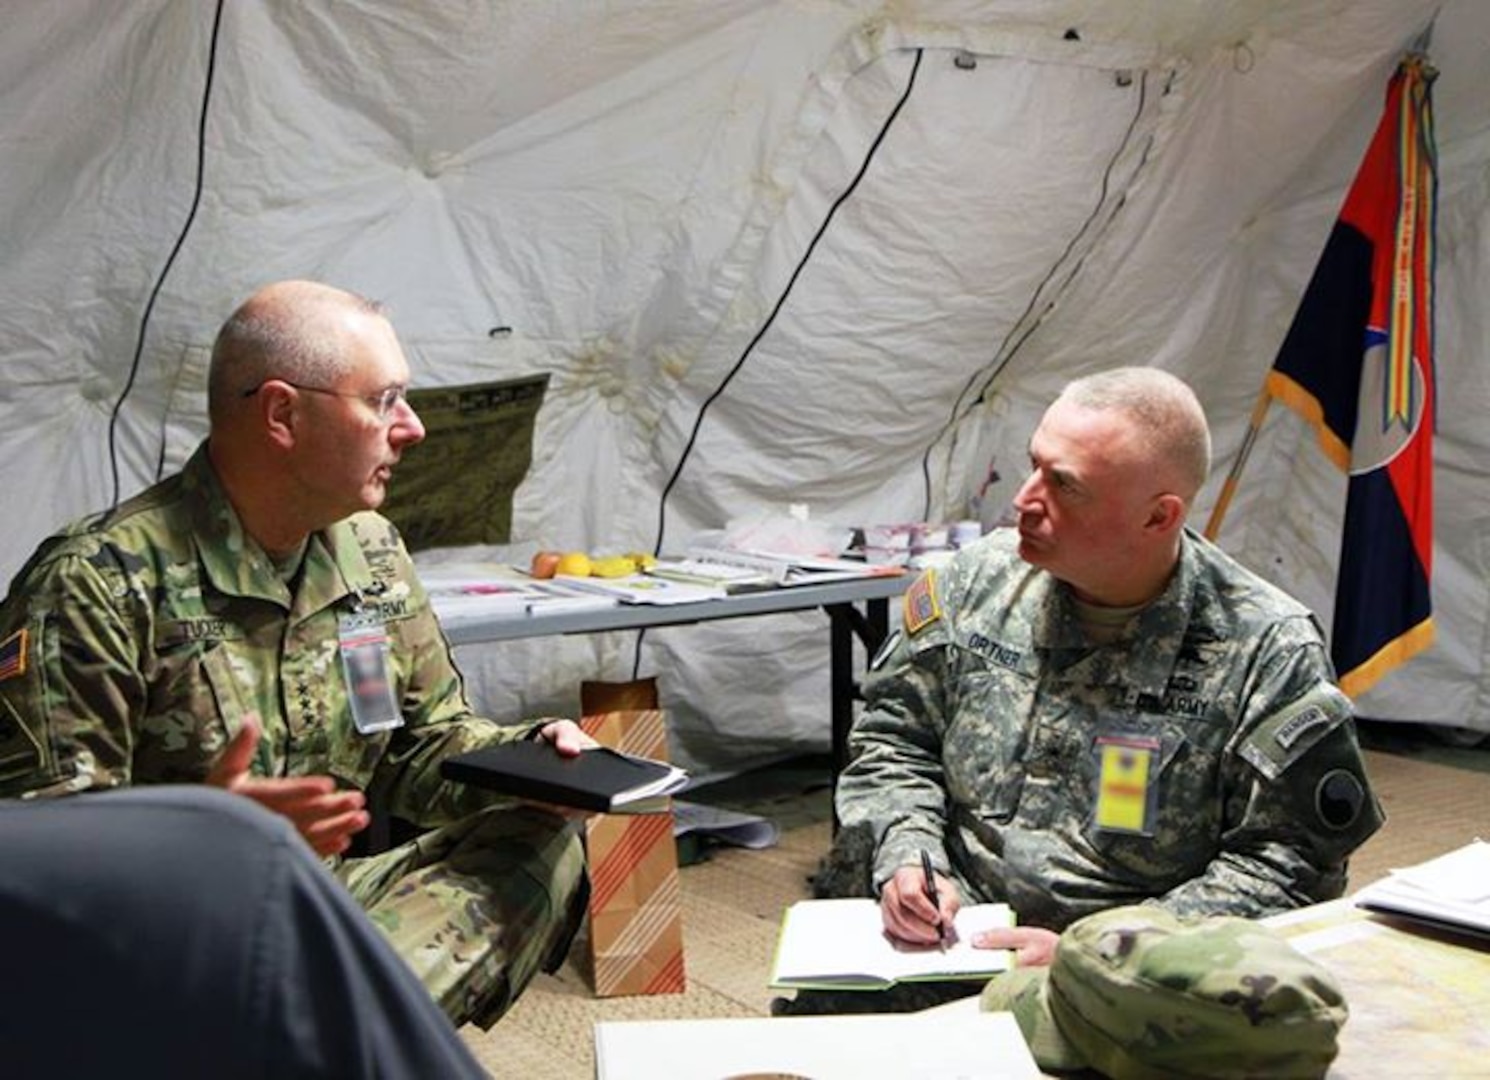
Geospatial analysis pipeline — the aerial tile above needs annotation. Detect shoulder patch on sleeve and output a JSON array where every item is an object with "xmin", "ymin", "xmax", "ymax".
[
  {"xmin": 1314, "ymin": 768, "xmax": 1369, "ymax": 831},
  {"xmin": 1240, "ymin": 687, "xmax": 1351, "ymax": 782},
  {"xmin": 902, "ymin": 570, "xmax": 941, "ymax": 636},
  {"xmin": 1274, "ymin": 704, "xmax": 1331, "ymax": 751}
]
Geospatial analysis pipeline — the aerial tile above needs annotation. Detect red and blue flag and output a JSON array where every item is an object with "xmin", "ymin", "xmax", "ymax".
[{"xmin": 1266, "ymin": 56, "xmax": 1437, "ymax": 699}]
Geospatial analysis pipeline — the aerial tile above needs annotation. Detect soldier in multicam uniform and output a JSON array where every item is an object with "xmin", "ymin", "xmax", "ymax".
[
  {"xmin": 0, "ymin": 280, "xmax": 590, "ymax": 1031},
  {"xmin": 811, "ymin": 367, "xmax": 1382, "ymax": 1008}
]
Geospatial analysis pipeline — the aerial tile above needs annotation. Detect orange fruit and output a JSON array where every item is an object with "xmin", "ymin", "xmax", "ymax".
[{"xmin": 530, "ymin": 550, "xmax": 562, "ymax": 579}]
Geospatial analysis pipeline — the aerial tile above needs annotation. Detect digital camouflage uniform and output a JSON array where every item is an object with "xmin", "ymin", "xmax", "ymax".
[
  {"xmin": 0, "ymin": 445, "xmax": 586, "ymax": 1029},
  {"xmin": 835, "ymin": 527, "xmax": 1384, "ymax": 932}
]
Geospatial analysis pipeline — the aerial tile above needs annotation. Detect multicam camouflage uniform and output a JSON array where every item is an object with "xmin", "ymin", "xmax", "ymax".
[
  {"xmin": 835, "ymin": 527, "xmax": 1384, "ymax": 932},
  {"xmin": 0, "ymin": 445, "xmax": 586, "ymax": 1029}
]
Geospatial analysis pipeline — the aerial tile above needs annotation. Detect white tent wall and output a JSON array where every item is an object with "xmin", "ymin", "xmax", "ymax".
[{"xmin": 1, "ymin": 1, "xmax": 1483, "ymax": 777}]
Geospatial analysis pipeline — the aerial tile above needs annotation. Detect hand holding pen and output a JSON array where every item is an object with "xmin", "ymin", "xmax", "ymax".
[
  {"xmin": 920, "ymin": 848, "xmax": 950, "ymax": 949},
  {"xmin": 881, "ymin": 856, "xmax": 960, "ymax": 948}
]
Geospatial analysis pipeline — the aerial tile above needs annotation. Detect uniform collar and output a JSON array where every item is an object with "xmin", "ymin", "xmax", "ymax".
[
  {"xmin": 1119, "ymin": 531, "xmax": 1203, "ymax": 696},
  {"xmin": 1029, "ymin": 531, "xmax": 1202, "ymax": 695},
  {"xmin": 182, "ymin": 445, "xmax": 374, "ymax": 615}
]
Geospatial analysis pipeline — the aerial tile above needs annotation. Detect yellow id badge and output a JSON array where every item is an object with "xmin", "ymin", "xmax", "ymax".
[{"xmin": 1093, "ymin": 734, "xmax": 1160, "ymax": 835}]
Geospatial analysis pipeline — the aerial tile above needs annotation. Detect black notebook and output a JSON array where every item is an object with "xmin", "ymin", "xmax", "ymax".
[{"xmin": 440, "ymin": 740, "xmax": 688, "ymax": 814}]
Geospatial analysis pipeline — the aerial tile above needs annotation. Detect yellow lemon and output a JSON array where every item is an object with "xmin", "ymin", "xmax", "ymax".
[{"xmin": 554, "ymin": 551, "xmax": 593, "ymax": 577}]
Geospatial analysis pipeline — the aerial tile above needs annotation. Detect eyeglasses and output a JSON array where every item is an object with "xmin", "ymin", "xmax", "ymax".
[{"xmin": 242, "ymin": 380, "xmax": 409, "ymax": 420}]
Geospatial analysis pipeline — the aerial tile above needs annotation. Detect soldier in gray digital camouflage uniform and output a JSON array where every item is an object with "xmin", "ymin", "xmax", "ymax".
[
  {"xmin": 0, "ymin": 280, "xmax": 589, "ymax": 1031},
  {"xmin": 794, "ymin": 367, "xmax": 1383, "ymax": 1013}
]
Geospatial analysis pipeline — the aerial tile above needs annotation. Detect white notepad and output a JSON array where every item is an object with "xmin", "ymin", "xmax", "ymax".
[{"xmin": 594, "ymin": 1007, "xmax": 1039, "ymax": 1080}]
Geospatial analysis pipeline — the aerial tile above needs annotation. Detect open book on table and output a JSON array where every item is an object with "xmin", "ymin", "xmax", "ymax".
[
  {"xmin": 770, "ymin": 897, "xmax": 1015, "ymax": 991},
  {"xmin": 1354, "ymin": 839, "xmax": 1490, "ymax": 940},
  {"xmin": 440, "ymin": 740, "xmax": 688, "ymax": 814}
]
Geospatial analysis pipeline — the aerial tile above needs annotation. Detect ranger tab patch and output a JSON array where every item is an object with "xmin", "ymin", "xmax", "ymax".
[
  {"xmin": 903, "ymin": 571, "xmax": 941, "ymax": 636},
  {"xmin": 0, "ymin": 628, "xmax": 27, "ymax": 682}
]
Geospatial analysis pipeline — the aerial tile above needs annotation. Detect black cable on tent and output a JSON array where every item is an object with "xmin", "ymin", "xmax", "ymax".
[
  {"xmin": 630, "ymin": 48, "xmax": 925, "ymax": 680},
  {"xmin": 105, "ymin": 0, "xmax": 226, "ymax": 508},
  {"xmin": 649, "ymin": 48, "xmax": 925, "ymax": 559},
  {"xmin": 918, "ymin": 66, "xmax": 1159, "ymax": 521}
]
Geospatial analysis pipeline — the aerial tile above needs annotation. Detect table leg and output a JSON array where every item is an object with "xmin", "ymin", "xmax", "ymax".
[{"xmin": 826, "ymin": 597, "xmax": 891, "ymax": 830}]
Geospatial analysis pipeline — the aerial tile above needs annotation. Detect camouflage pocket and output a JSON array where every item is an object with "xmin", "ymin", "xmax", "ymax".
[
  {"xmin": 198, "ymin": 643, "xmax": 250, "ymax": 749},
  {"xmin": 947, "ymin": 655, "xmax": 1038, "ymax": 821}
]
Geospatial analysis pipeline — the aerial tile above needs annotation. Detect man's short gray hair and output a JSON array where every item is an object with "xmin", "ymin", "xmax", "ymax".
[
  {"xmin": 206, "ymin": 286, "xmax": 385, "ymax": 424},
  {"xmin": 1059, "ymin": 367, "xmax": 1212, "ymax": 499}
]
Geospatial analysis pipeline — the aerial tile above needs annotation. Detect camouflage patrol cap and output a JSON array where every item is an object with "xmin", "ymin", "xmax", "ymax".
[{"xmin": 979, "ymin": 905, "xmax": 1347, "ymax": 1079}]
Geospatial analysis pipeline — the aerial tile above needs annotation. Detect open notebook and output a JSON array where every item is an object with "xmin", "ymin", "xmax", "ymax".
[{"xmin": 770, "ymin": 897, "xmax": 1014, "ymax": 991}]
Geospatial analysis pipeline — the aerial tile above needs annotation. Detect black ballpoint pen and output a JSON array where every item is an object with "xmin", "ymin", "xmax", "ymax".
[{"xmin": 920, "ymin": 848, "xmax": 947, "ymax": 949}]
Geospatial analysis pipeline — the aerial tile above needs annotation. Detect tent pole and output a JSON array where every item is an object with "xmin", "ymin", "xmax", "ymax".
[{"xmin": 1203, "ymin": 387, "xmax": 1273, "ymax": 542}]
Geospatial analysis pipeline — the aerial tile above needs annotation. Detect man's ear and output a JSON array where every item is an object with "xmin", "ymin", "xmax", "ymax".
[
  {"xmin": 259, "ymin": 384, "xmax": 299, "ymax": 450},
  {"xmin": 1145, "ymin": 493, "xmax": 1186, "ymax": 535}
]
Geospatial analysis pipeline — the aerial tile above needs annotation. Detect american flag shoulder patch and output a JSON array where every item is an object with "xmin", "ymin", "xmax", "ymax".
[
  {"xmin": 0, "ymin": 628, "xmax": 27, "ymax": 682},
  {"xmin": 902, "ymin": 571, "xmax": 941, "ymax": 636}
]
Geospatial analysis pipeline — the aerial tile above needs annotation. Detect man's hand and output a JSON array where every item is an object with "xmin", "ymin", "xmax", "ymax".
[
  {"xmin": 971, "ymin": 925, "xmax": 1060, "ymax": 967},
  {"xmin": 535, "ymin": 718, "xmax": 598, "ymax": 756},
  {"xmin": 524, "ymin": 719, "xmax": 601, "ymax": 820},
  {"xmin": 880, "ymin": 863, "xmax": 961, "ymax": 947},
  {"xmin": 206, "ymin": 716, "xmax": 369, "ymax": 857}
]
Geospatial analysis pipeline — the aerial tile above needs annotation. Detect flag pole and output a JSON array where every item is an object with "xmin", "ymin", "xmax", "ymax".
[{"xmin": 1203, "ymin": 385, "xmax": 1274, "ymax": 542}]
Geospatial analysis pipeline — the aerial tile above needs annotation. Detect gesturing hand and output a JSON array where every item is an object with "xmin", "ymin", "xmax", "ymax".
[{"xmin": 206, "ymin": 716, "xmax": 369, "ymax": 857}]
